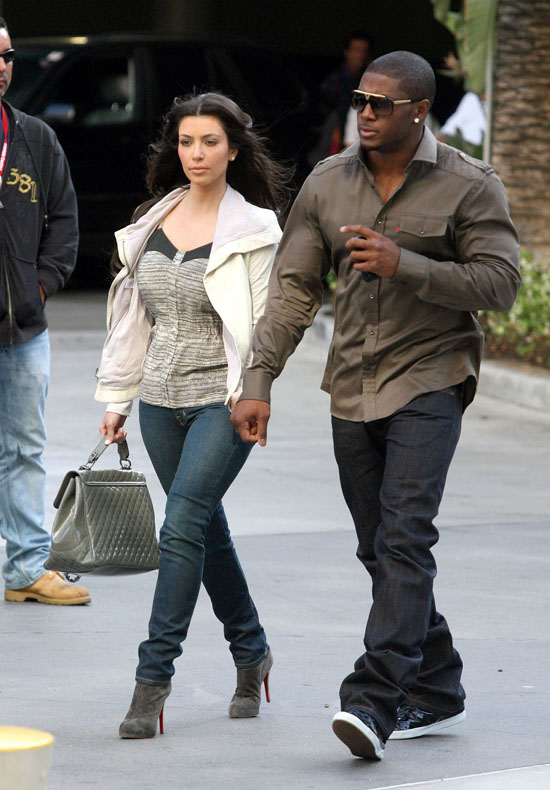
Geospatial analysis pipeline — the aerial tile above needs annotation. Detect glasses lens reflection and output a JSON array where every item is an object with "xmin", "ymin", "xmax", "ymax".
[{"xmin": 351, "ymin": 92, "xmax": 394, "ymax": 117}]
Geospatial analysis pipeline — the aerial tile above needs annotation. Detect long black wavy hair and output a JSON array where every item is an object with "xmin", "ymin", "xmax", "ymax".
[
  {"xmin": 109, "ymin": 92, "xmax": 292, "ymax": 274},
  {"xmin": 147, "ymin": 92, "xmax": 291, "ymax": 210}
]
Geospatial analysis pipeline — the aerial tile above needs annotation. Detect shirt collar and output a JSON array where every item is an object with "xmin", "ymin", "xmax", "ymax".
[
  {"xmin": 407, "ymin": 125, "xmax": 438, "ymax": 168},
  {"xmin": 350, "ymin": 124, "xmax": 438, "ymax": 176}
]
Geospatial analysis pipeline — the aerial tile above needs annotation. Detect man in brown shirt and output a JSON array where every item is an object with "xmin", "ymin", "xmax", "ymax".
[{"xmin": 231, "ymin": 51, "xmax": 520, "ymax": 760}]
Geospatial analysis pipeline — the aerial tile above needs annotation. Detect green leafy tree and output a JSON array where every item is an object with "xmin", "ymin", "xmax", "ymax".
[{"xmin": 431, "ymin": 0, "xmax": 498, "ymax": 95}]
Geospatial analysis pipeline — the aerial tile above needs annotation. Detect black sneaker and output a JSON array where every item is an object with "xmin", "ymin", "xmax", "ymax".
[
  {"xmin": 389, "ymin": 704, "xmax": 466, "ymax": 740},
  {"xmin": 332, "ymin": 708, "xmax": 385, "ymax": 760}
]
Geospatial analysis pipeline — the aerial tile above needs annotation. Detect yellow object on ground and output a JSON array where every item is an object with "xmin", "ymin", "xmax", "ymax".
[{"xmin": 0, "ymin": 726, "xmax": 55, "ymax": 790}]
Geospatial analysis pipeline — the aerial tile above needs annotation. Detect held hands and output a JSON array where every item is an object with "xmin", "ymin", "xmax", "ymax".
[
  {"xmin": 230, "ymin": 399, "xmax": 271, "ymax": 447},
  {"xmin": 99, "ymin": 412, "xmax": 128, "ymax": 445},
  {"xmin": 340, "ymin": 225, "xmax": 401, "ymax": 279}
]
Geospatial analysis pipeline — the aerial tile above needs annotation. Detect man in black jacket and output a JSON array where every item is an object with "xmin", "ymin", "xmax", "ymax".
[{"xmin": 0, "ymin": 17, "xmax": 90, "ymax": 604}]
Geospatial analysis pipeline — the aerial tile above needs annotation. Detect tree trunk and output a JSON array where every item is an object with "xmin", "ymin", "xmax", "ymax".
[{"xmin": 491, "ymin": 0, "xmax": 550, "ymax": 261}]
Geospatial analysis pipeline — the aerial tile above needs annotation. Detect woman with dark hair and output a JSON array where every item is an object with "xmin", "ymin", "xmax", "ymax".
[{"xmin": 95, "ymin": 92, "xmax": 288, "ymax": 739}]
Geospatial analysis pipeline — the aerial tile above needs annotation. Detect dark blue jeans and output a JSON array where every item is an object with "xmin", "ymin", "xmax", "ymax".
[
  {"xmin": 136, "ymin": 401, "xmax": 268, "ymax": 686},
  {"xmin": 332, "ymin": 386, "xmax": 466, "ymax": 740}
]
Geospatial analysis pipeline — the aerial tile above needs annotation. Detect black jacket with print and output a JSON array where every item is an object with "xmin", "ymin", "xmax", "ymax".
[{"xmin": 0, "ymin": 101, "xmax": 78, "ymax": 345}]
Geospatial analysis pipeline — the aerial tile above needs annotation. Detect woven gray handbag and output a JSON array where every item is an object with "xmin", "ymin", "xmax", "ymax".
[{"xmin": 45, "ymin": 438, "xmax": 159, "ymax": 581}]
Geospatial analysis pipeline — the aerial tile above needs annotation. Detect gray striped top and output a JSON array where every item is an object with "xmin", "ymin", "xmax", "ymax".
[{"xmin": 136, "ymin": 228, "xmax": 228, "ymax": 408}]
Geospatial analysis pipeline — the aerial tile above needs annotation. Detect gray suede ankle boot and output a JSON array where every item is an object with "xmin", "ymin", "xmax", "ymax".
[
  {"xmin": 119, "ymin": 681, "xmax": 172, "ymax": 738},
  {"xmin": 228, "ymin": 649, "xmax": 273, "ymax": 718}
]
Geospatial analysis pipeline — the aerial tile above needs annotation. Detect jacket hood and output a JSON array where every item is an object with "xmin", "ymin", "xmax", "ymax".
[
  {"xmin": 115, "ymin": 184, "xmax": 281, "ymax": 274},
  {"xmin": 211, "ymin": 185, "xmax": 280, "ymax": 255}
]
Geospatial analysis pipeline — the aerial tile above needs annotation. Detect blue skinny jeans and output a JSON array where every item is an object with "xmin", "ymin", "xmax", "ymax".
[{"xmin": 136, "ymin": 400, "xmax": 268, "ymax": 686}]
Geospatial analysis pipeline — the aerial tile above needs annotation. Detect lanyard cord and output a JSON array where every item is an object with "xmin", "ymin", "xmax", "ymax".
[{"xmin": 0, "ymin": 103, "xmax": 8, "ymax": 184}]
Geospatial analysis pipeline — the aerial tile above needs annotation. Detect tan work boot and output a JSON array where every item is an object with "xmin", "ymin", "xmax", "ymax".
[{"xmin": 5, "ymin": 571, "xmax": 91, "ymax": 605}]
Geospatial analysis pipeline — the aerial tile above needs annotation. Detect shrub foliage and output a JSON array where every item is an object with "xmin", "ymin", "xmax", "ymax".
[{"xmin": 480, "ymin": 251, "xmax": 550, "ymax": 368}]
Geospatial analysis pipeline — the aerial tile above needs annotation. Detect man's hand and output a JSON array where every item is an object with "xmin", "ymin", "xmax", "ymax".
[
  {"xmin": 99, "ymin": 412, "xmax": 128, "ymax": 445},
  {"xmin": 39, "ymin": 284, "xmax": 46, "ymax": 303},
  {"xmin": 340, "ymin": 225, "xmax": 401, "ymax": 279},
  {"xmin": 230, "ymin": 399, "xmax": 271, "ymax": 446}
]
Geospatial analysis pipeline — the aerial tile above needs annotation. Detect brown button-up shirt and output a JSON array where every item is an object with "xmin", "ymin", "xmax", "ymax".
[{"xmin": 242, "ymin": 127, "xmax": 520, "ymax": 422}]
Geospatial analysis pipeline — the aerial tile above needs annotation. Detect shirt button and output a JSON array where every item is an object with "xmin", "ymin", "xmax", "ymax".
[
  {"xmin": 369, "ymin": 294, "xmax": 375, "ymax": 299},
  {"xmin": 419, "ymin": 229, "xmax": 425, "ymax": 235},
  {"xmin": 377, "ymin": 219, "xmax": 383, "ymax": 225},
  {"xmin": 369, "ymin": 330, "xmax": 375, "ymax": 335}
]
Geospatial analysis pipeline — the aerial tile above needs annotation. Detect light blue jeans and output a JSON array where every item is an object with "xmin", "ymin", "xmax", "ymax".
[
  {"xmin": 0, "ymin": 329, "xmax": 51, "ymax": 589},
  {"xmin": 136, "ymin": 400, "xmax": 269, "ymax": 685}
]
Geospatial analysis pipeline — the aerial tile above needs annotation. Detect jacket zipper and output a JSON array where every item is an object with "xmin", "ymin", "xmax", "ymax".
[
  {"xmin": 1, "ymin": 117, "xmax": 17, "ymax": 344},
  {"xmin": 3, "ymin": 262, "xmax": 13, "ymax": 344}
]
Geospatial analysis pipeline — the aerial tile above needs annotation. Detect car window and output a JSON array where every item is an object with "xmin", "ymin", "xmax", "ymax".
[
  {"xmin": 7, "ymin": 49, "xmax": 57, "ymax": 107},
  {"xmin": 149, "ymin": 43, "xmax": 212, "ymax": 118},
  {"xmin": 32, "ymin": 53, "xmax": 136, "ymax": 126}
]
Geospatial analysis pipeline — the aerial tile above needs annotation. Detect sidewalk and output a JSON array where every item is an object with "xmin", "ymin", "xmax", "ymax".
[{"xmin": 1, "ymin": 292, "xmax": 549, "ymax": 790}]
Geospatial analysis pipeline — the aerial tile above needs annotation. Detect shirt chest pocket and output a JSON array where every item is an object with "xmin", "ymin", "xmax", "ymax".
[{"xmin": 397, "ymin": 213, "xmax": 452, "ymax": 255}]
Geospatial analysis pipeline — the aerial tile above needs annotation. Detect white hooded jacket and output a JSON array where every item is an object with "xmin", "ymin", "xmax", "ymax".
[{"xmin": 94, "ymin": 185, "xmax": 281, "ymax": 414}]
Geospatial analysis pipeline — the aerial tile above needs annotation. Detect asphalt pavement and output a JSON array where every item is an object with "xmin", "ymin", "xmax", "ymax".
[{"xmin": 1, "ymin": 292, "xmax": 549, "ymax": 790}]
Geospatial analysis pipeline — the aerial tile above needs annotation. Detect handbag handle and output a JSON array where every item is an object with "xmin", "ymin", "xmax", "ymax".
[{"xmin": 79, "ymin": 438, "xmax": 131, "ymax": 471}]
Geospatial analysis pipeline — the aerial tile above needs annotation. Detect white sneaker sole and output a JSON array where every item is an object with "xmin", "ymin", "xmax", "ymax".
[
  {"xmin": 332, "ymin": 712, "xmax": 385, "ymax": 760},
  {"xmin": 389, "ymin": 710, "xmax": 466, "ymax": 740}
]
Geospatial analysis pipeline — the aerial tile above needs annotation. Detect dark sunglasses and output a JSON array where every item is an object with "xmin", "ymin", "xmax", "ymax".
[
  {"xmin": 351, "ymin": 90, "xmax": 423, "ymax": 117},
  {"xmin": 0, "ymin": 48, "xmax": 15, "ymax": 64}
]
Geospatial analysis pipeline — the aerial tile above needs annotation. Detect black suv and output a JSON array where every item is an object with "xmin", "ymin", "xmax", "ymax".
[{"xmin": 9, "ymin": 33, "xmax": 313, "ymax": 286}]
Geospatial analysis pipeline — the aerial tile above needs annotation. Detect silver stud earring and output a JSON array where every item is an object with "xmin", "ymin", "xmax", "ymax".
[
  {"xmin": 230, "ymin": 156, "xmax": 236, "ymax": 161},
  {"xmin": 414, "ymin": 118, "xmax": 420, "ymax": 124}
]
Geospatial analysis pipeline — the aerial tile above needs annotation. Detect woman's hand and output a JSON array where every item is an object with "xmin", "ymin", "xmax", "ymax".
[{"xmin": 99, "ymin": 412, "xmax": 128, "ymax": 445}]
